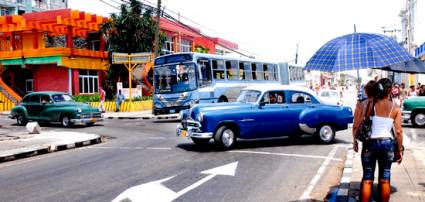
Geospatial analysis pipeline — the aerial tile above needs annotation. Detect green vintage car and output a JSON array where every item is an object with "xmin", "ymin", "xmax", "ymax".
[
  {"xmin": 402, "ymin": 96, "xmax": 425, "ymax": 127},
  {"xmin": 8, "ymin": 91, "xmax": 103, "ymax": 127}
]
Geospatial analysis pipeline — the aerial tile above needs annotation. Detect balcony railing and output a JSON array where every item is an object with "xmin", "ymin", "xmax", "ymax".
[{"xmin": 0, "ymin": 47, "xmax": 108, "ymax": 59}]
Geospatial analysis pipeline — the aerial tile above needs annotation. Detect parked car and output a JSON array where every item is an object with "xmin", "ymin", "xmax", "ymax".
[
  {"xmin": 402, "ymin": 96, "xmax": 425, "ymax": 127},
  {"xmin": 176, "ymin": 85, "xmax": 354, "ymax": 149},
  {"xmin": 9, "ymin": 91, "xmax": 103, "ymax": 127},
  {"xmin": 318, "ymin": 90, "xmax": 342, "ymax": 106}
]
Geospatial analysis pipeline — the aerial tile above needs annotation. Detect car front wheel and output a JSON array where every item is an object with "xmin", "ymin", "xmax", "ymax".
[
  {"xmin": 214, "ymin": 125, "xmax": 236, "ymax": 150},
  {"xmin": 412, "ymin": 112, "xmax": 425, "ymax": 127},
  {"xmin": 16, "ymin": 115, "xmax": 28, "ymax": 126},
  {"xmin": 61, "ymin": 115, "xmax": 72, "ymax": 127},
  {"xmin": 315, "ymin": 124, "xmax": 335, "ymax": 144}
]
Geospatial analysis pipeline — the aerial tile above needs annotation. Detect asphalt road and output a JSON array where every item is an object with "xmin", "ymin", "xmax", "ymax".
[{"xmin": 0, "ymin": 115, "xmax": 423, "ymax": 202}]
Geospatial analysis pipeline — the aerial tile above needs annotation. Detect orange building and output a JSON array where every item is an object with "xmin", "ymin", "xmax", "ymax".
[{"xmin": 0, "ymin": 9, "xmax": 108, "ymax": 103}]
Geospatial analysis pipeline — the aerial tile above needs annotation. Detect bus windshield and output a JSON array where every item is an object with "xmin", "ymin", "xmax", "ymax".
[
  {"xmin": 236, "ymin": 90, "xmax": 262, "ymax": 103},
  {"xmin": 154, "ymin": 63, "xmax": 197, "ymax": 94}
]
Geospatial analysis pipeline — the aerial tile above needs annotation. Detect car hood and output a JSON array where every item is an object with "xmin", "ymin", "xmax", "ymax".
[
  {"xmin": 54, "ymin": 102, "xmax": 98, "ymax": 112},
  {"xmin": 193, "ymin": 102, "xmax": 254, "ymax": 113}
]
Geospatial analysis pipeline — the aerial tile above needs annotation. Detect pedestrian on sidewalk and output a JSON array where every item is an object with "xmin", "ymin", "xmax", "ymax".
[
  {"xmin": 99, "ymin": 87, "xmax": 106, "ymax": 113},
  {"xmin": 115, "ymin": 90, "xmax": 125, "ymax": 112},
  {"xmin": 353, "ymin": 78, "xmax": 403, "ymax": 202}
]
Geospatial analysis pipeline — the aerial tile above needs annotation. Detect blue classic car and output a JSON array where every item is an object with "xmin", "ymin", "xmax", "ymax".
[{"xmin": 176, "ymin": 85, "xmax": 353, "ymax": 149}]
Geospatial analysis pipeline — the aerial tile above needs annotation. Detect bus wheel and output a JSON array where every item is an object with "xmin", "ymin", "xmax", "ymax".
[{"xmin": 218, "ymin": 96, "xmax": 228, "ymax": 103}]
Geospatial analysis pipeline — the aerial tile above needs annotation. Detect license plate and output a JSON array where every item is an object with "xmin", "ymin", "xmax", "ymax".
[
  {"xmin": 170, "ymin": 109, "xmax": 175, "ymax": 113},
  {"xmin": 181, "ymin": 130, "xmax": 187, "ymax": 137}
]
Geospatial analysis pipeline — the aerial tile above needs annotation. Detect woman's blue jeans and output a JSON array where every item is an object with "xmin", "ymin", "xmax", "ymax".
[{"xmin": 361, "ymin": 138, "xmax": 394, "ymax": 181}]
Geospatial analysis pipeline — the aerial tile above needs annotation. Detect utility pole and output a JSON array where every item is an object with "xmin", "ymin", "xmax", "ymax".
[{"xmin": 153, "ymin": 0, "xmax": 161, "ymax": 59}]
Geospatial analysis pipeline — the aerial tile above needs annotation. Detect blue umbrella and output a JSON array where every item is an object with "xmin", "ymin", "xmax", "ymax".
[
  {"xmin": 305, "ymin": 33, "xmax": 411, "ymax": 72},
  {"xmin": 305, "ymin": 32, "xmax": 412, "ymax": 100}
]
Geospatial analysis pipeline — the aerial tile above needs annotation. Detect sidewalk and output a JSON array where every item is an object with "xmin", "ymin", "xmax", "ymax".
[
  {"xmin": 337, "ymin": 143, "xmax": 425, "ymax": 201},
  {"xmin": 0, "ymin": 131, "xmax": 103, "ymax": 162}
]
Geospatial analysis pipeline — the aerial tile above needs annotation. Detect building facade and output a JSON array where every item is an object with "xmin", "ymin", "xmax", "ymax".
[
  {"xmin": 0, "ymin": 9, "xmax": 108, "ymax": 101},
  {"xmin": 0, "ymin": 0, "xmax": 67, "ymax": 16}
]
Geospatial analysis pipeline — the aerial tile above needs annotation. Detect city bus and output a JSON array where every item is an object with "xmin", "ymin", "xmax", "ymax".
[{"xmin": 152, "ymin": 52, "xmax": 303, "ymax": 115}]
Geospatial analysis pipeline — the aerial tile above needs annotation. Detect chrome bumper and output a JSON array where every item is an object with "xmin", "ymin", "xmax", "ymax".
[
  {"xmin": 176, "ymin": 120, "xmax": 213, "ymax": 139},
  {"xmin": 299, "ymin": 123, "xmax": 316, "ymax": 134},
  {"xmin": 402, "ymin": 110, "xmax": 411, "ymax": 122},
  {"xmin": 71, "ymin": 117, "xmax": 104, "ymax": 124}
]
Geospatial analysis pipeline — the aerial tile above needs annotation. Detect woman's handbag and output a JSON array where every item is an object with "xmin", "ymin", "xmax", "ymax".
[{"xmin": 355, "ymin": 100, "xmax": 375, "ymax": 142}]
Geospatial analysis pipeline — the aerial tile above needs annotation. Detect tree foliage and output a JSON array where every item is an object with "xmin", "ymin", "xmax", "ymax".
[{"xmin": 100, "ymin": 0, "xmax": 163, "ymax": 96}]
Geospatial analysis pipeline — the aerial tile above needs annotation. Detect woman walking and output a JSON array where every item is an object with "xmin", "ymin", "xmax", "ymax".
[{"xmin": 353, "ymin": 78, "xmax": 403, "ymax": 202}]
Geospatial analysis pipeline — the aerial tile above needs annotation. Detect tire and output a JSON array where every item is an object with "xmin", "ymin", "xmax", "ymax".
[
  {"xmin": 214, "ymin": 125, "xmax": 236, "ymax": 150},
  {"xmin": 61, "ymin": 115, "xmax": 72, "ymax": 127},
  {"xmin": 16, "ymin": 115, "xmax": 28, "ymax": 126},
  {"xmin": 315, "ymin": 124, "xmax": 335, "ymax": 144},
  {"xmin": 412, "ymin": 112, "xmax": 425, "ymax": 127},
  {"xmin": 218, "ymin": 96, "xmax": 228, "ymax": 103},
  {"xmin": 191, "ymin": 138, "xmax": 210, "ymax": 146}
]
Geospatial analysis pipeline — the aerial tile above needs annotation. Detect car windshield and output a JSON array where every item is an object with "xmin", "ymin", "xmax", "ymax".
[
  {"xmin": 154, "ymin": 63, "xmax": 197, "ymax": 94},
  {"xmin": 237, "ymin": 90, "xmax": 262, "ymax": 103},
  {"xmin": 52, "ymin": 94, "xmax": 74, "ymax": 102}
]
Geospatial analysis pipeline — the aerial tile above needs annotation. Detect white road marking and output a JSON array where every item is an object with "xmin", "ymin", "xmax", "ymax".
[
  {"xmin": 86, "ymin": 146, "xmax": 172, "ymax": 150},
  {"xmin": 112, "ymin": 162, "xmax": 238, "ymax": 202},
  {"xmin": 228, "ymin": 150, "xmax": 342, "ymax": 161},
  {"xmin": 146, "ymin": 147, "xmax": 172, "ymax": 150},
  {"xmin": 299, "ymin": 146, "xmax": 339, "ymax": 201},
  {"xmin": 148, "ymin": 137, "xmax": 167, "ymax": 140}
]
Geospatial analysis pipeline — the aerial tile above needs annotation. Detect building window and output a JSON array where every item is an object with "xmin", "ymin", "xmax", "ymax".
[
  {"xmin": 79, "ymin": 70, "xmax": 98, "ymax": 94},
  {"xmin": 180, "ymin": 39, "xmax": 192, "ymax": 52},
  {"xmin": 161, "ymin": 35, "xmax": 174, "ymax": 55}
]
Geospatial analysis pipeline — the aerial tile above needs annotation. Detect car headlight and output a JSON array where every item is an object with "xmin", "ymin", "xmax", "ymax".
[
  {"xmin": 77, "ymin": 108, "xmax": 82, "ymax": 113},
  {"xmin": 196, "ymin": 112, "xmax": 204, "ymax": 122}
]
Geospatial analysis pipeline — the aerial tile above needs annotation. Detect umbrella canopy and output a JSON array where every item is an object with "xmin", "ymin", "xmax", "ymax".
[
  {"xmin": 377, "ymin": 57, "xmax": 425, "ymax": 73},
  {"xmin": 305, "ymin": 33, "xmax": 412, "ymax": 72}
]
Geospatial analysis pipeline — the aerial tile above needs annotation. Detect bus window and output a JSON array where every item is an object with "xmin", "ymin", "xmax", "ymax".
[
  {"xmin": 225, "ymin": 60, "xmax": 239, "ymax": 80},
  {"xmin": 239, "ymin": 62, "xmax": 245, "ymax": 80},
  {"xmin": 212, "ymin": 59, "xmax": 225, "ymax": 80},
  {"xmin": 251, "ymin": 63, "xmax": 256, "ymax": 80},
  {"xmin": 244, "ymin": 62, "xmax": 252, "ymax": 80},
  {"xmin": 263, "ymin": 64, "xmax": 269, "ymax": 80},
  {"xmin": 255, "ymin": 63, "xmax": 264, "ymax": 80},
  {"xmin": 197, "ymin": 59, "xmax": 212, "ymax": 87},
  {"xmin": 274, "ymin": 64, "xmax": 279, "ymax": 80}
]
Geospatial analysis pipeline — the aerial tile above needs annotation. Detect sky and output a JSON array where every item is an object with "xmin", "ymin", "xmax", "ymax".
[{"xmin": 69, "ymin": 0, "xmax": 425, "ymax": 65}]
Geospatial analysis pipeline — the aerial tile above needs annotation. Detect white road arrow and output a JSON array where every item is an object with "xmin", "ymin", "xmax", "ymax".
[{"xmin": 112, "ymin": 161, "xmax": 238, "ymax": 202}]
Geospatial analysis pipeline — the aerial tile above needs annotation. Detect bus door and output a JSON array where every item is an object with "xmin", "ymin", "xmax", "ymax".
[{"xmin": 196, "ymin": 58, "xmax": 214, "ymax": 103}]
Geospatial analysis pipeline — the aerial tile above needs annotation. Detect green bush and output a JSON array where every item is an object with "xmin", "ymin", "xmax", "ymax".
[{"xmin": 73, "ymin": 94, "xmax": 100, "ymax": 103}]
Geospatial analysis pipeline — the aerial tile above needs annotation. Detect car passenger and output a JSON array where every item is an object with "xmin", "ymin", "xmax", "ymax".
[{"xmin": 269, "ymin": 94, "xmax": 277, "ymax": 104}]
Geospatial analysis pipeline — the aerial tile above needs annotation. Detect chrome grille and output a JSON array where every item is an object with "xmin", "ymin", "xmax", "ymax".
[{"xmin": 80, "ymin": 112, "xmax": 102, "ymax": 119}]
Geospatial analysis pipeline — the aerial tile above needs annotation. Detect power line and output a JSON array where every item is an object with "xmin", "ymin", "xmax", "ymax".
[{"xmin": 98, "ymin": 0, "xmax": 119, "ymax": 9}]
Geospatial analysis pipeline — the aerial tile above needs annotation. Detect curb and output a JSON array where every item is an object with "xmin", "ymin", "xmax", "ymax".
[
  {"xmin": 331, "ymin": 147, "xmax": 354, "ymax": 202},
  {"xmin": 105, "ymin": 115, "xmax": 180, "ymax": 120},
  {"xmin": 0, "ymin": 136, "xmax": 103, "ymax": 163}
]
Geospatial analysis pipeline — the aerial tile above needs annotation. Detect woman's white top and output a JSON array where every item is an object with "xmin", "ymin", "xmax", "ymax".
[{"xmin": 370, "ymin": 102, "xmax": 394, "ymax": 139}]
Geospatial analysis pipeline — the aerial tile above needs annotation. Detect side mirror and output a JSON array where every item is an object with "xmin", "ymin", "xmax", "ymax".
[{"xmin": 305, "ymin": 97, "xmax": 311, "ymax": 103}]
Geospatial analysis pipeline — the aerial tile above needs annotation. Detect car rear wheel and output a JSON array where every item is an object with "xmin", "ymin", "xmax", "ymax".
[
  {"xmin": 315, "ymin": 124, "xmax": 335, "ymax": 144},
  {"xmin": 61, "ymin": 115, "xmax": 72, "ymax": 127},
  {"xmin": 16, "ymin": 115, "xmax": 28, "ymax": 126},
  {"xmin": 191, "ymin": 138, "xmax": 210, "ymax": 146},
  {"xmin": 412, "ymin": 112, "xmax": 425, "ymax": 127},
  {"xmin": 214, "ymin": 125, "xmax": 236, "ymax": 150}
]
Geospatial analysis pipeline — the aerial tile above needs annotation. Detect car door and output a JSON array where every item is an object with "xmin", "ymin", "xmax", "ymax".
[
  {"xmin": 254, "ymin": 91, "xmax": 290, "ymax": 137},
  {"xmin": 39, "ymin": 94, "xmax": 53, "ymax": 121},
  {"xmin": 284, "ymin": 91, "xmax": 315, "ymax": 134},
  {"xmin": 27, "ymin": 94, "xmax": 41, "ymax": 119}
]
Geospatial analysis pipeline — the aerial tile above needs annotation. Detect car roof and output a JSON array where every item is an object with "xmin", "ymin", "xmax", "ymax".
[{"xmin": 25, "ymin": 91, "xmax": 68, "ymax": 96}]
